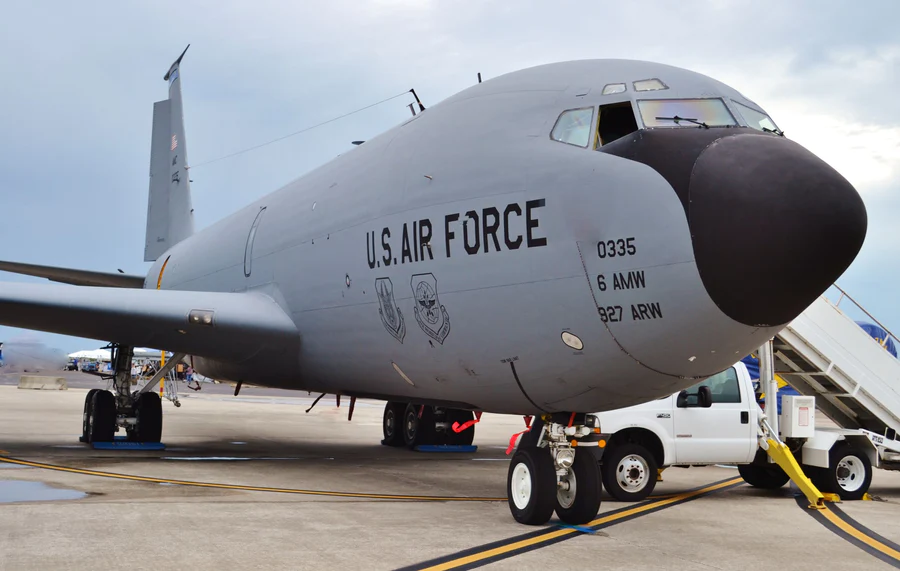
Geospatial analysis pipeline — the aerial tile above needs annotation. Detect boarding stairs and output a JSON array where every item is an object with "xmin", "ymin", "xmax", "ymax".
[{"xmin": 774, "ymin": 286, "xmax": 900, "ymax": 451}]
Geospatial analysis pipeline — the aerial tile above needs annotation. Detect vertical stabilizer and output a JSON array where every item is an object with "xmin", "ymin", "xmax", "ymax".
[{"xmin": 145, "ymin": 45, "xmax": 195, "ymax": 262}]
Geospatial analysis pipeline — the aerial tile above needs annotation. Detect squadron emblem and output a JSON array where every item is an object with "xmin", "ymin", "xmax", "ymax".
[
  {"xmin": 411, "ymin": 273, "xmax": 450, "ymax": 344},
  {"xmin": 376, "ymin": 278, "xmax": 406, "ymax": 343}
]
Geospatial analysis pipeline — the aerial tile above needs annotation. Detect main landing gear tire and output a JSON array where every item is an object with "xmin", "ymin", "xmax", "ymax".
[
  {"xmin": 810, "ymin": 443, "xmax": 872, "ymax": 501},
  {"xmin": 507, "ymin": 447, "xmax": 557, "ymax": 525},
  {"xmin": 402, "ymin": 403, "xmax": 436, "ymax": 449},
  {"xmin": 602, "ymin": 443, "xmax": 659, "ymax": 502},
  {"xmin": 381, "ymin": 401, "xmax": 407, "ymax": 447},
  {"xmin": 132, "ymin": 392, "xmax": 163, "ymax": 443},
  {"xmin": 555, "ymin": 448, "xmax": 602, "ymax": 525},
  {"xmin": 738, "ymin": 449, "xmax": 790, "ymax": 490},
  {"xmin": 87, "ymin": 390, "xmax": 116, "ymax": 443},
  {"xmin": 446, "ymin": 409, "xmax": 475, "ymax": 446},
  {"xmin": 81, "ymin": 388, "xmax": 101, "ymax": 441}
]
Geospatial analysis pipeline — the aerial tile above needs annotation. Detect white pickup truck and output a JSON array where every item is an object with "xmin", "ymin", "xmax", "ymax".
[{"xmin": 595, "ymin": 361, "xmax": 896, "ymax": 501}]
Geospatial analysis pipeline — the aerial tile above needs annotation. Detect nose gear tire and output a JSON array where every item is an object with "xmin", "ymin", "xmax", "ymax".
[
  {"xmin": 507, "ymin": 447, "xmax": 557, "ymax": 525},
  {"xmin": 601, "ymin": 443, "xmax": 658, "ymax": 502},
  {"xmin": 554, "ymin": 448, "xmax": 602, "ymax": 524}
]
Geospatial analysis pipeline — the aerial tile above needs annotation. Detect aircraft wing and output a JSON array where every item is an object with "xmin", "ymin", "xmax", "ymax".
[
  {"xmin": 0, "ymin": 260, "xmax": 145, "ymax": 288},
  {"xmin": 0, "ymin": 282, "xmax": 299, "ymax": 361}
]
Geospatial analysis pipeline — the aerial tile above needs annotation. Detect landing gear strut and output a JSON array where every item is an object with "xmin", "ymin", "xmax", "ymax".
[
  {"xmin": 80, "ymin": 344, "xmax": 164, "ymax": 444},
  {"xmin": 381, "ymin": 402, "xmax": 477, "ymax": 448},
  {"xmin": 507, "ymin": 414, "xmax": 607, "ymax": 525}
]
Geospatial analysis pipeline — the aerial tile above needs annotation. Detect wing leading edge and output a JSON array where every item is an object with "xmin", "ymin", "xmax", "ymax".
[{"xmin": 0, "ymin": 282, "xmax": 299, "ymax": 362}]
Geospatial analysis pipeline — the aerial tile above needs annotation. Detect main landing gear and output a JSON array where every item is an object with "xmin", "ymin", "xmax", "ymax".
[
  {"xmin": 80, "ymin": 345, "xmax": 164, "ymax": 444},
  {"xmin": 507, "ymin": 414, "xmax": 607, "ymax": 526},
  {"xmin": 381, "ymin": 402, "xmax": 476, "ymax": 448}
]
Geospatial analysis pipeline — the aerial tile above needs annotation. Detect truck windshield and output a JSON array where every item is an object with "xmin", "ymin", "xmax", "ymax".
[{"xmin": 638, "ymin": 98, "xmax": 736, "ymax": 128}]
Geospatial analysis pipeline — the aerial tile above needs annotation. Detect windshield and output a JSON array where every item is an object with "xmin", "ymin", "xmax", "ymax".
[
  {"xmin": 638, "ymin": 98, "xmax": 736, "ymax": 128},
  {"xmin": 732, "ymin": 100, "xmax": 781, "ymax": 133}
]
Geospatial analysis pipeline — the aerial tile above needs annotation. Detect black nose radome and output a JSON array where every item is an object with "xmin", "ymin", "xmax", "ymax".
[
  {"xmin": 600, "ymin": 128, "xmax": 867, "ymax": 327},
  {"xmin": 689, "ymin": 133, "xmax": 866, "ymax": 326}
]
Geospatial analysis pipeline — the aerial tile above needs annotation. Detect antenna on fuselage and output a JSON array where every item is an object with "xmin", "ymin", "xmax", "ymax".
[
  {"xmin": 409, "ymin": 88, "xmax": 425, "ymax": 112},
  {"xmin": 477, "ymin": 72, "xmax": 482, "ymax": 84}
]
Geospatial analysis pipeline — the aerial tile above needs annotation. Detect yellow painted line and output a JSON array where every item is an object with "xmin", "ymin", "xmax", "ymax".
[
  {"xmin": 0, "ymin": 456, "xmax": 505, "ymax": 502},
  {"xmin": 419, "ymin": 477, "xmax": 743, "ymax": 571},
  {"xmin": 821, "ymin": 507, "xmax": 900, "ymax": 561}
]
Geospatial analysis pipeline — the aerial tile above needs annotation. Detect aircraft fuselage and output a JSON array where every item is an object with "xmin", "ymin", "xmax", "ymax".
[{"xmin": 146, "ymin": 59, "xmax": 866, "ymax": 415}]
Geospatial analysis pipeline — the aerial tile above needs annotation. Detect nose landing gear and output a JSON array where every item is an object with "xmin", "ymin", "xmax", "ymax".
[{"xmin": 507, "ymin": 414, "xmax": 608, "ymax": 526}]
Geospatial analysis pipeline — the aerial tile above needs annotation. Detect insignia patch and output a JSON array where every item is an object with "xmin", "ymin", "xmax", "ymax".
[
  {"xmin": 411, "ymin": 273, "xmax": 450, "ymax": 344},
  {"xmin": 376, "ymin": 277, "xmax": 405, "ymax": 343}
]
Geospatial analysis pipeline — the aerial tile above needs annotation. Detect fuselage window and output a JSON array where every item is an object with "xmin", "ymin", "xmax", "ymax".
[
  {"xmin": 637, "ymin": 98, "xmax": 737, "ymax": 128},
  {"xmin": 244, "ymin": 206, "xmax": 267, "ymax": 277},
  {"xmin": 550, "ymin": 107, "xmax": 595, "ymax": 147},
  {"xmin": 633, "ymin": 78, "xmax": 668, "ymax": 92},
  {"xmin": 595, "ymin": 102, "xmax": 639, "ymax": 147},
  {"xmin": 731, "ymin": 100, "xmax": 780, "ymax": 133}
]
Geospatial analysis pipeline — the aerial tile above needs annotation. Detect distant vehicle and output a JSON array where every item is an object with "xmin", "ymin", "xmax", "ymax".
[
  {"xmin": 65, "ymin": 359, "xmax": 78, "ymax": 371},
  {"xmin": 81, "ymin": 361, "xmax": 99, "ymax": 374}
]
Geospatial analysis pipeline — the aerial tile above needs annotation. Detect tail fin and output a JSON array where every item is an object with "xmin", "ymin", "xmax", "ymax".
[{"xmin": 145, "ymin": 45, "xmax": 195, "ymax": 262}]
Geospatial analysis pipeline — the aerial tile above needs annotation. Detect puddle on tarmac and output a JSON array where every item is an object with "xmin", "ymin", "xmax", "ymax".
[
  {"xmin": 0, "ymin": 463, "xmax": 26, "ymax": 469},
  {"xmin": 0, "ymin": 480, "xmax": 86, "ymax": 503}
]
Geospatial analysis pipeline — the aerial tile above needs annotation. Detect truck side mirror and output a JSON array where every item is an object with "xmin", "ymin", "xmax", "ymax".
[
  {"xmin": 697, "ymin": 386, "xmax": 713, "ymax": 408},
  {"xmin": 676, "ymin": 390, "xmax": 690, "ymax": 408}
]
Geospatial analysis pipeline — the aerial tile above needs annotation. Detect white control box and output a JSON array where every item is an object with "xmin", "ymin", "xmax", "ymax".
[{"xmin": 780, "ymin": 395, "xmax": 816, "ymax": 438}]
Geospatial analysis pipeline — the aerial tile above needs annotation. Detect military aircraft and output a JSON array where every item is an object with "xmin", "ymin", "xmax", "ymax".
[{"xmin": 0, "ymin": 49, "xmax": 867, "ymax": 525}]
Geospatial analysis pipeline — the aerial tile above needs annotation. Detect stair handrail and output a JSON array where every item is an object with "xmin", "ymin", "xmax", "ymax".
[{"xmin": 829, "ymin": 283, "xmax": 898, "ymax": 350}]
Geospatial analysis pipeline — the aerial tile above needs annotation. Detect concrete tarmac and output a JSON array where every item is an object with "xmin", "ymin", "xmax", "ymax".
[{"xmin": 1, "ymin": 371, "xmax": 899, "ymax": 570}]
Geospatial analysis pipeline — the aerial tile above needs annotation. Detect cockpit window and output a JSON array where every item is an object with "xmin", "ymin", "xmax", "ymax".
[
  {"xmin": 732, "ymin": 100, "xmax": 780, "ymax": 133},
  {"xmin": 638, "ymin": 98, "xmax": 737, "ymax": 128},
  {"xmin": 633, "ymin": 78, "xmax": 668, "ymax": 92},
  {"xmin": 602, "ymin": 83, "xmax": 626, "ymax": 95},
  {"xmin": 550, "ymin": 107, "xmax": 594, "ymax": 148}
]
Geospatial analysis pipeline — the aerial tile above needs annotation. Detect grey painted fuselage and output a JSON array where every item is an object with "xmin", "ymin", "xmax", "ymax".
[{"xmin": 145, "ymin": 59, "xmax": 866, "ymax": 415}]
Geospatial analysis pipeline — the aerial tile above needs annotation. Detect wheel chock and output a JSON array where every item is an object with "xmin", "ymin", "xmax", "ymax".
[
  {"xmin": 88, "ymin": 436, "xmax": 165, "ymax": 451},
  {"xmin": 413, "ymin": 445, "xmax": 478, "ymax": 453},
  {"xmin": 656, "ymin": 468, "xmax": 666, "ymax": 482}
]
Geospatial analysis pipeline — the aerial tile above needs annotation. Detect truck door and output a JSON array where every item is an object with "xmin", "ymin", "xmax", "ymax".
[{"xmin": 673, "ymin": 367, "xmax": 756, "ymax": 464}]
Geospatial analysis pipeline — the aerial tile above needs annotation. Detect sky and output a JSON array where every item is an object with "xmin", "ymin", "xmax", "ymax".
[{"xmin": 0, "ymin": 0, "xmax": 898, "ymax": 354}]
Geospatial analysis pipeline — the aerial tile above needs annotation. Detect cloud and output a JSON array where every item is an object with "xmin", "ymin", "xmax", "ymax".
[{"xmin": 0, "ymin": 0, "xmax": 897, "ymax": 351}]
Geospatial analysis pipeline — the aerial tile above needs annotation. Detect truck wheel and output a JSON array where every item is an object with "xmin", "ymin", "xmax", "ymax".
[
  {"xmin": 737, "ymin": 450, "xmax": 790, "ymax": 489},
  {"xmin": 601, "ymin": 443, "xmax": 658, "ymax": 501},
  {"xmin": 817, "ymin": 443, "xmax": 872, "ymax": 501}
]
